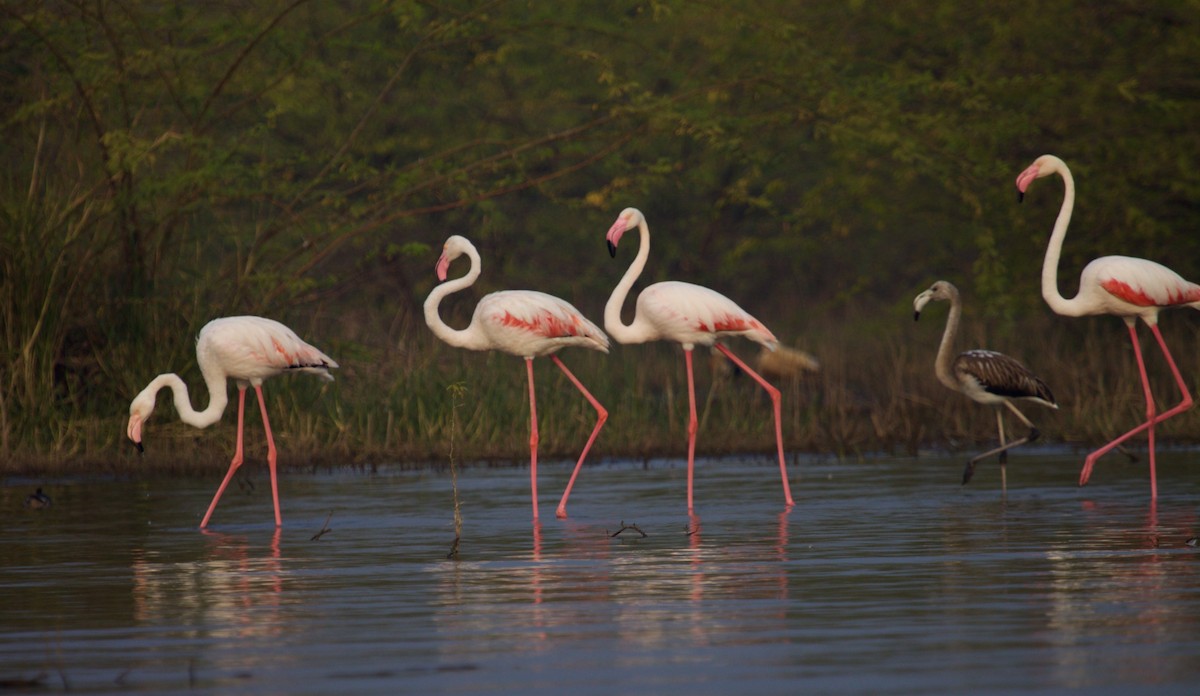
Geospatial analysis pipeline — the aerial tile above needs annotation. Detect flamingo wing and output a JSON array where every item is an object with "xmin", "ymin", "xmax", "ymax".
[
  {"xmin": 477, "ymin": 290, "xmax": 609, "ymax": 357},
  {"xmin": 1086, "ymin": 255, "xmax": 1200, "ymax": 309},
  {"xmin": 202, "ymin": 316, "xmax": 338, "ymax": 382},
  {"xmin": 954, "ymin": 350, "xmax": 1056, "ymax": 407},
  {"xmin": 637, "ymin": 281, "xmax": 777, "ymax": 348}
]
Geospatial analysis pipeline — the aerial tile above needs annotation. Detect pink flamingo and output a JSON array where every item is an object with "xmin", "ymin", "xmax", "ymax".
[
  {"xmin": 126, "ymin": 316, "xmax": 338, "ymax": 528},
  {"xmin": 1018, "ymin": 154, "xmax": 1199, "ymax": 498},
  {"xmin": 424, "ymin": 235, "xmax": 609, "ymax": 520},
  {"xmin": 603, "ymin": 207, "xmax": 795, "ymax": 511}
]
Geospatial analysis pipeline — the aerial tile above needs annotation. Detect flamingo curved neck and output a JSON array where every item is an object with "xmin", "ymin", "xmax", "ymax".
[
  {"xmin": 148, "ymin": 371, "xmax": 229, "ymax": 429},
  {"xmin": 423, "ymin": 245, "xmax": 489, "ymax": 351},
  {"xmin": 1041, "ymin": 161, "xmax": 1085, "ymax": 317},
  {"xmin": 933, "ymin": 291, "xmax": 963, "ymax": 393},
  {"xmin": 604, "ymin": 218, "xmax": 656, "ymax": 344}
]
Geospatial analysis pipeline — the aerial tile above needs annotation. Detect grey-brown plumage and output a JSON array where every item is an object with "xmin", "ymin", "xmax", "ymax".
[{"xmin": 914, "ymin": 281, "xmax": 1058, "ymax": 488}]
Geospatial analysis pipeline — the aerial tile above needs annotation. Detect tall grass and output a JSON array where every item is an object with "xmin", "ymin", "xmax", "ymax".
[{"xmin": 9, "ymin": 306, "xmax": 1198, "ymax": 476}]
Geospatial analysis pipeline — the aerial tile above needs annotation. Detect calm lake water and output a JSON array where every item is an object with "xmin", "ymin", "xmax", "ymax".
[{"xmin": 2, "ymin": 450, "xmax": 1198, "ymax": 694}]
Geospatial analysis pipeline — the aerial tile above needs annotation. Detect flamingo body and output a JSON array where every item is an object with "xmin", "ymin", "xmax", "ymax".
[
  {"xmin": 604, "ymin": 207, "xmax": 794, "ymax": 511},
  {"xmin": 914, "ymin": 280, "xmax": 1057, "ymax": 487},
  {"xmin": 951, "ymin": 349, "xmax": 1056, "ymax": 407},
  {"xmin": 469, "ymin": 290, "xmax": 610, "ymax": 358},
  {"xmin": 1019, "ymin": 154, "xmax": 1197, "ymax": 497},
  {"xmin": 621, "ymin": 280, "xmax": 778, "ymax": 349},
  {"xmin": 126, "ymin": 315, "xmax": 337, "ymax": 528},
  {"xmin": 425, "ymin": 235, "xmax": 609, "ymax": 519}
]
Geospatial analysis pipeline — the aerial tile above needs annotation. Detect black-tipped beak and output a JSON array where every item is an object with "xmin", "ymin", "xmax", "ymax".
[
  {"xmin": 1017, "ymin": 191, "xmax": 1025, "ymax": 203},
  {"xmin": 913, "ymin": 311, "xmax": 921, "ymax": 322},
  {"xmin": 607, "ymin": 240, "xmax": 617, "ymax": 258},
  {"xmin": 133, "ymin": 440, "xmax": 144, "ymax": 454}
]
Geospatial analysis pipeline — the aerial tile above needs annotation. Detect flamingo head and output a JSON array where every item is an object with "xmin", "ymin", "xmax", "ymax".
[
  {"xmin": 436, "ymin": 235, "xmax": 475, "ymax": 281},
  {"xmin": 127, "ymin": 396, "xmax": 153, "ymax": 454},
  {"xmin": 912, "ymin": 280, "xmax": 958, "ymax": 321},
  {"xmin": 1016, "ymin": 154, "xmax": 1065, "ymax": 202},
  {"xmin": 606, "ymin": 207, "xmax": 644, "ymax": 257}
]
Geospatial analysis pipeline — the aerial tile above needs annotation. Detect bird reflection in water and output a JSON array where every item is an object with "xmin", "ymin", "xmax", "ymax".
[{"xmin": 131, "ymin": 529, "xmax": 284, "ymax": 642}]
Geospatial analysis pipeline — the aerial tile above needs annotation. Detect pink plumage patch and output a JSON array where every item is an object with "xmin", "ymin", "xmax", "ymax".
[
  {"xmin": 1101, "ymin": 278, "xmax": 1200, "ymax": 307},
  {"xmin": 270, "ymin": 337, "xmax": 296, "ymax": 364},
  {"xmin": 699, "ymin": 315, "xmax": 760, "ymax": 333},
  {"xmin": 499, "ymin": 311, "xmax": 581, "ymax": 338}
]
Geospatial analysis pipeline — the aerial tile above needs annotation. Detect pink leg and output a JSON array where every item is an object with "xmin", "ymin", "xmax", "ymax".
[
  {"xmin": 1147, "ymin": 323, "xmax": 1195, "ymax": 425},
  {"xmin": 525, "ymin": 358, "xmax": 540, "ymax": 520},
  {"xmin": 552, "ymin": 355, "xmax": 608, "ymax": 519},
  {"xmin": 715, "ymin": 344, "xmax": 795, "ymax": 507},
  {"xmin": 1143, "ymin": 323, "xmax": 1194, "ymax": 497},
  {"xmin": 253, "ymin": 385, "xmax": 283, "ymax": 527},
  {"xmin": 684, "ymin": 349, "xmax": 699, "ymax": 512},
  {"xmin": 200, "ymin": 386, "xmax": 248, "ymax": 529},
  {"xmin": 1084, "ymin": 321, "xmax": 1156, "ymax": 494}
]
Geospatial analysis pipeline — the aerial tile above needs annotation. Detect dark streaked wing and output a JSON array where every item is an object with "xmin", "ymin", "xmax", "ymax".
[{"xmin": 954, "ymin": 350, "xmax": 1056, "ymax": 404}]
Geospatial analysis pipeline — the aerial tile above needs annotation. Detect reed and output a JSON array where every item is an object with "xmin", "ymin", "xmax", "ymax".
[{"xmin": 4, "ymin": 298, "xmax": 1200, "ymax": 475}]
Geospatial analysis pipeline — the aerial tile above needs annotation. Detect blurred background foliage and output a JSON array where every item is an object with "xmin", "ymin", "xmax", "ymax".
[{"xmin": 3, "ymin": 0, "xmax": 1200, "ymax": 465}]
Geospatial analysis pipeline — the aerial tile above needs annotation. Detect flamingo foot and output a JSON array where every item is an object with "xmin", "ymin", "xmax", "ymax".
[{"xmin": 1079, "ymin": 452, "xmax": 1100, "ymax": 487}]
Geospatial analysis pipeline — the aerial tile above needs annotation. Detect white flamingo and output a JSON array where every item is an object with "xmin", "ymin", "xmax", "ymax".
[
  {"xmin": 424, "ymin": 235, "xmax": 609, "ymax": 520},
  {"xmin": 914, "ymin": 280, "xmax": 1058, "ymax": 489},
  {"xmin": 1018, "ymin": 154, "xmax": 1199, "ymax": 498},
  {"xmin": 603, "ymin": 207, "xmax": 794, "ymax": 511},
  {"xmin": 127, "ymin": 316, "xmax": 338, "ymax": 528}
]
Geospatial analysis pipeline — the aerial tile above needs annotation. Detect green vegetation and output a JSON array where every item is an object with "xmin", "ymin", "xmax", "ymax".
[{"xmin": 3, "ymin": 1, "xmax": 1200, "ymax": 473}]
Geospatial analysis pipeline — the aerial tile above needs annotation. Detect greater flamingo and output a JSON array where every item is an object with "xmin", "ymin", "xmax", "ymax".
[
  {"xmin": 424, "ymin": 235, "xmax": 609, "ymax": 520},
  {"xmin": 127, "ymin": 316, "xmax": 338, "ymax": 528},
  {"xmin": 603, "ymin": 207, "xmax": 794, "ymax": 511},
  {"xmin": 1018, "ymin": 154, "xmax": 1199, "ymax": 498},
  {"xmin": 914, "ymin": 280, "xmax": 1058, "ymax": 488}
]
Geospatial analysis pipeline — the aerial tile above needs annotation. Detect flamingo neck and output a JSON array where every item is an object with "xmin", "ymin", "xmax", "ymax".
[
  {"xmin": 145, "ymin": 369, "xmax": 229, "ymax": 429},
  {"xmin": 423, "ymin": 244, "xmax": 489, "ymax": 350},
  {"xmin": 933, "ymin": 289, "xmax": 963, "ymax": 393},
  {"xmin": 1041, "ymin": 161, "xmax": 1084, "ymax": 316},
  {"xmin": 604, "ymin": 217, "xmax": 655, "ymax": 344}
]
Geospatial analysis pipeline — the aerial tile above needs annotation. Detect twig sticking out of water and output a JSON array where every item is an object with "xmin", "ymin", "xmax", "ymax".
[
  {"xmin": 609, "ymin": 521, "xmax": 647, "ymax": 538},
  {"xmin": 311, "ymin": 510, "xmax": 334, "ymax": 541},
  {"xmin": 447, "ymin": 383, "xmax": 467, "ymax": 559}
]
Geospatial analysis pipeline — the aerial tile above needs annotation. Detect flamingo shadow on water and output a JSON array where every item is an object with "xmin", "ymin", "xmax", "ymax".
[
  {"xmin": 914, "ymin": 281, "xmax": 1058, "ymax": 491},
  {"xmin": 1018, "ymin": 155, "xmax": 1199, "ymax": 498},
  {"xmin": 602, "ymin": 207, "xmax": 795, "ymax": 512},
  {"xmin": 424, "ymin": 235, "xmax": 610, "ymax": 520},
  {"xmin": 126, "ymin": 316, "xmax": 338, "ymax": 529}
]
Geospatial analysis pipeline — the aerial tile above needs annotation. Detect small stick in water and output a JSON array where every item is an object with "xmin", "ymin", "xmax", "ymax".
[{"xmin": 310, "ymin": 510, "xmax": 333, "ymax": 541}]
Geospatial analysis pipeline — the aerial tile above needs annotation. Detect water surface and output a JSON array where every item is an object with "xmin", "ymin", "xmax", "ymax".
[{"xmin": 2, "ymin": 451, "xmax": 1198, "ymax": 694}]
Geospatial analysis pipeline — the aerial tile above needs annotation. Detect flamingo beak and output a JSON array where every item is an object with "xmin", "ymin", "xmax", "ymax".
[
  {"xmin": 127, "ymin": 415, "xmax": 145, "ymax": 454},
  {"xmin": 436, "ymin": 253, "xmax": 451, "ymax": 281},
  {"xmin": 913, "ymin": 310, "xmax": 921, "ymax": 322},
  {"xmin": 606, "ymin": 218, "xmax": 628, "ymax": 257},
  {"xmin": 1015, "ymin": 163, "xmax": 1039, "ymax": 203}
]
